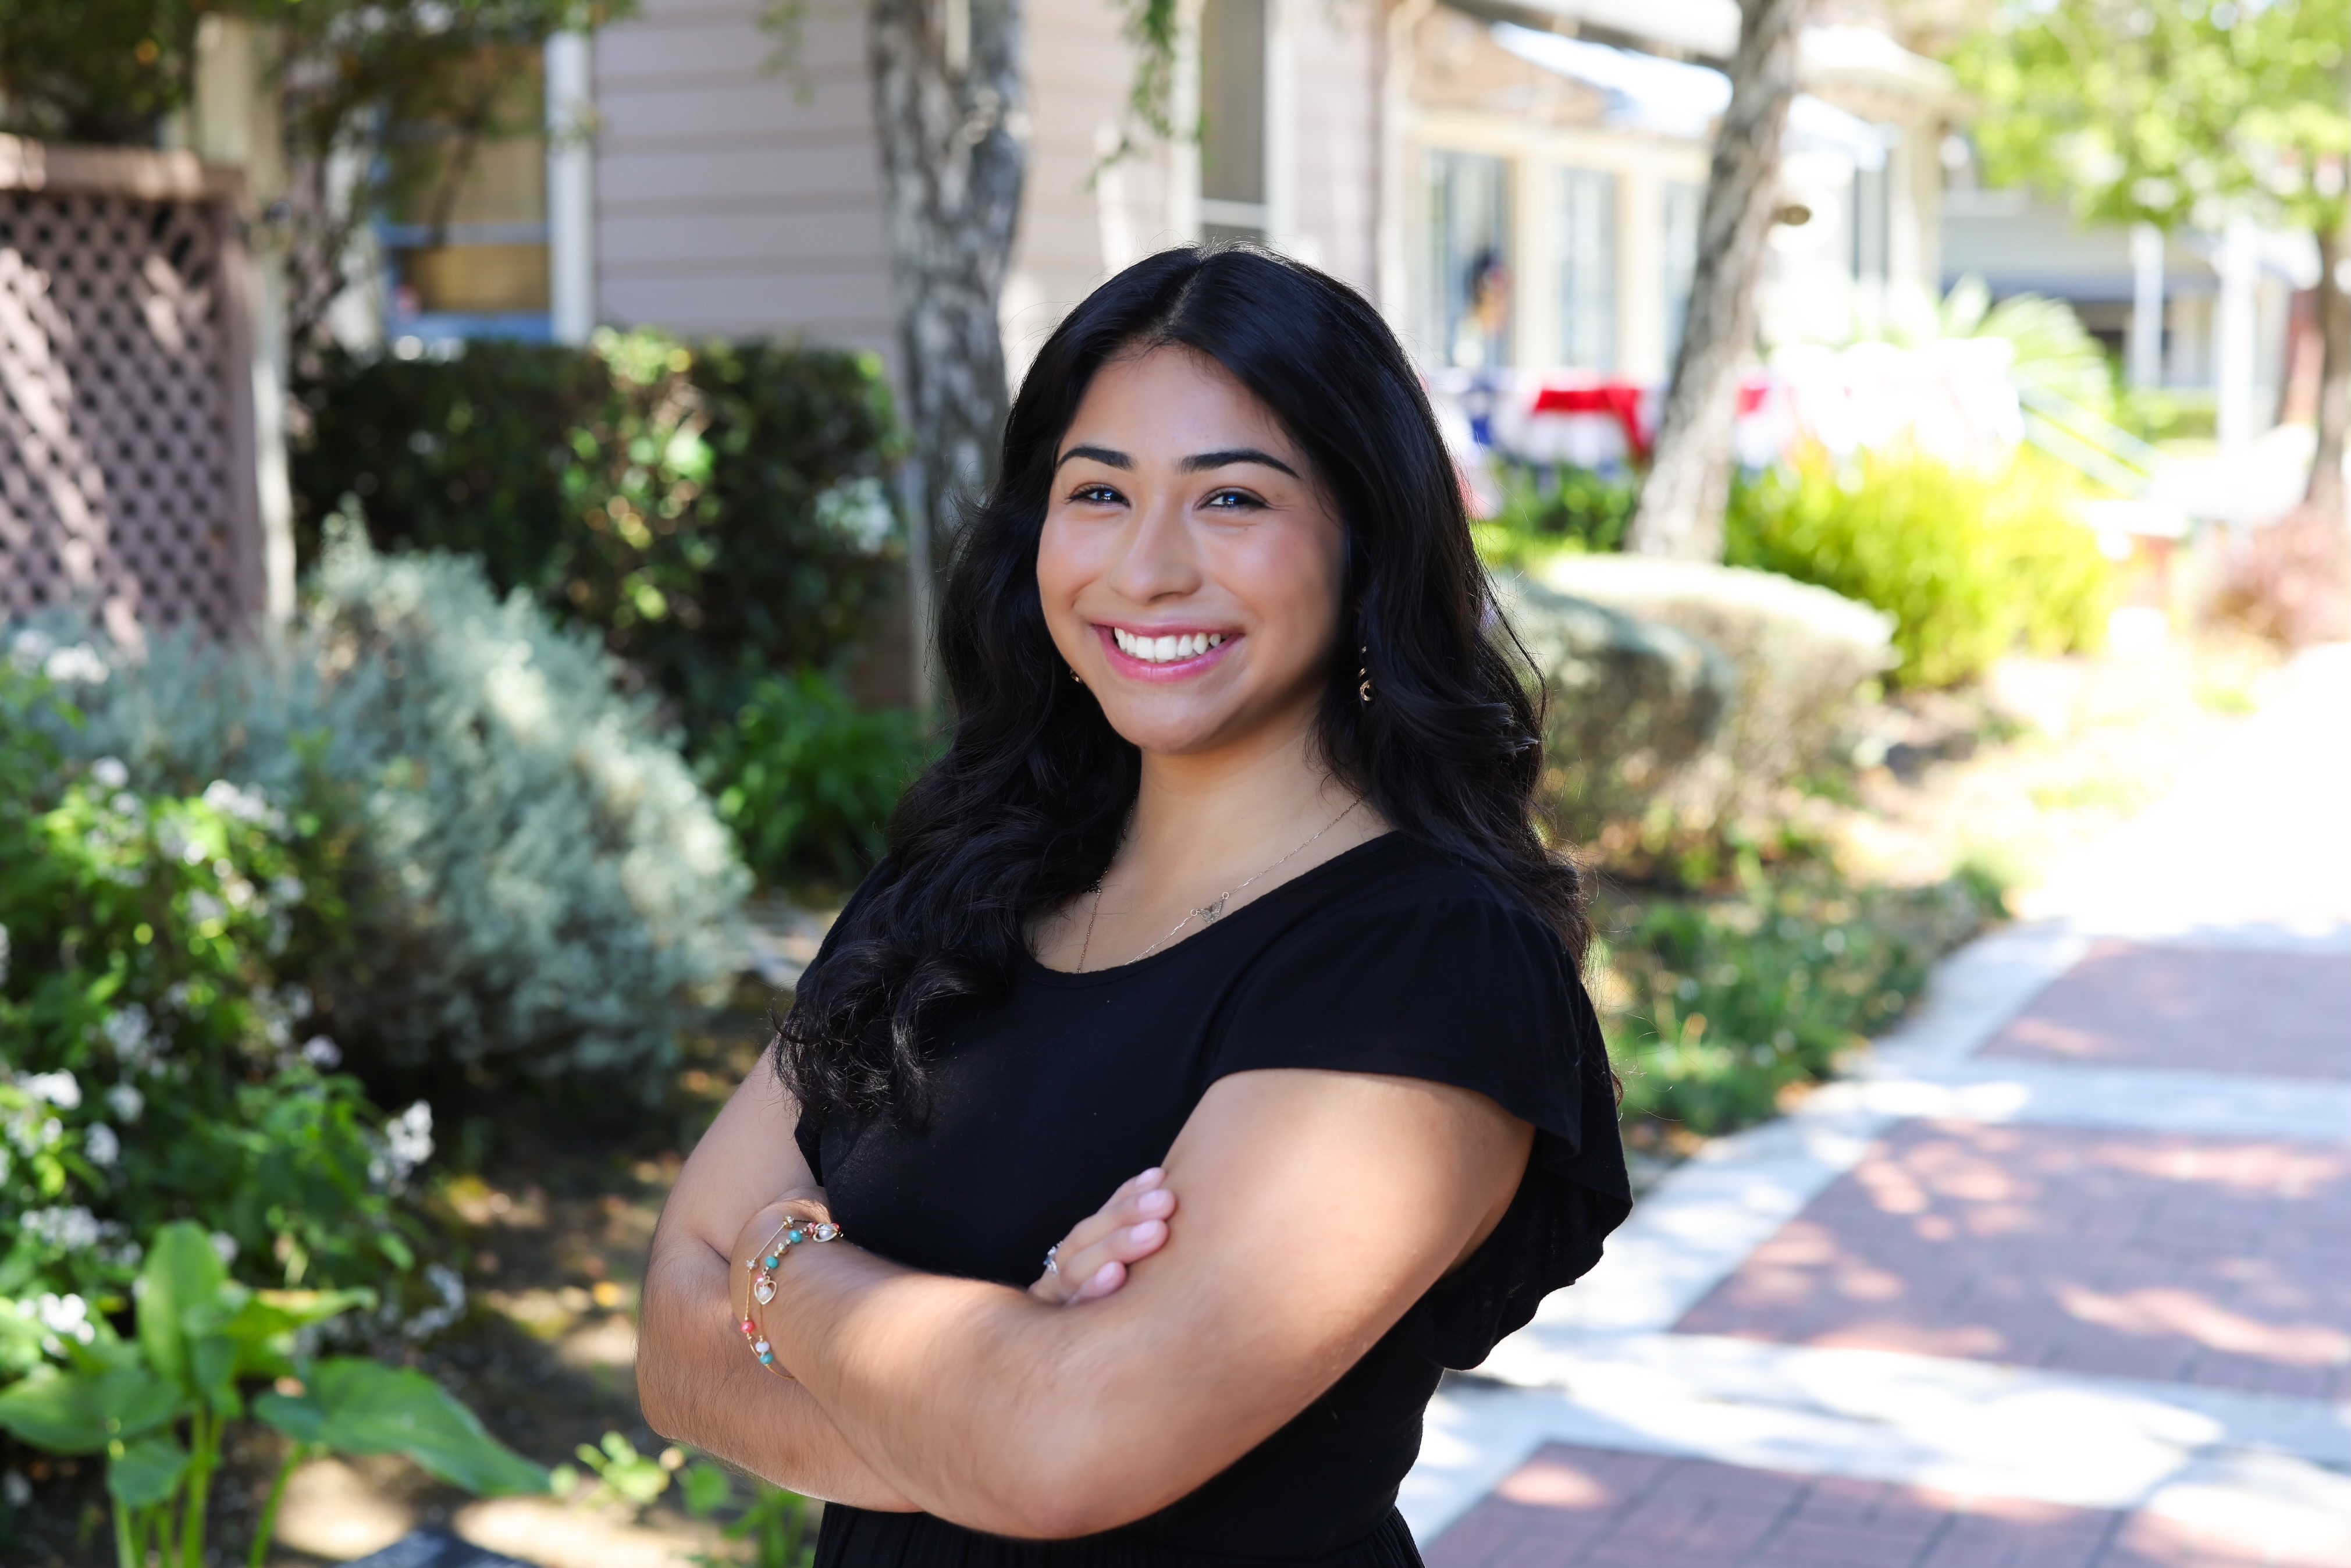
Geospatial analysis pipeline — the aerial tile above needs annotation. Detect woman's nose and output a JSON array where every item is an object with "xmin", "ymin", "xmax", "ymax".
[{"xmin": 1104, "ymin": 494, "xmax": 1202, "ymax": 602}]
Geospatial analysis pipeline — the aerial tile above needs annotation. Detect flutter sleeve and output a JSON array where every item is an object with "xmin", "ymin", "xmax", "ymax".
[{"xmin": 1210, "ymin": 888, "xmax": 1632, "ymax": 1368}]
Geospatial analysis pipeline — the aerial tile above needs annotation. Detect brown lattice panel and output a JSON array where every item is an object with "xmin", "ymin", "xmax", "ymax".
[{"xmin": 0, "ymin": 137, "xmax": 261, "ymax": 643}]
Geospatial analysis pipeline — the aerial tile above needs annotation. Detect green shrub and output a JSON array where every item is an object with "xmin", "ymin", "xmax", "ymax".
[
  {"xmin": 31, "ymin": 526, "xmax": 749, "ymax": 1097},
  {"xmin": 700, "ymin": 672, "xmax": 938, "ymax": 889},
  {"xmin": 0, "ymin": 651, "xmax": 433, "ymax": 1327},
  {"xmin": 0, "ymin": 1222, "xmax": 544, "ymax": 1566},
  {"xmin": 1473, "ymin": 464, "xmax": 1639, "ymax": 568},
  {"xmin": 291, "ymin": 328, "xmax": 906, "ymax": 724},
  {"xmin": 1603, "ymin": 867, "xmax": 2000, "ymax": 1135},
  {"xmin": 1726, "ymin": 448, "xmax": 2111, "ymax": 687}
]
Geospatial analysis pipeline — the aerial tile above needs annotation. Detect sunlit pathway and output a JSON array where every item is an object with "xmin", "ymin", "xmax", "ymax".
[{"xmin": 1405, "ymin": 647, "xmax": 2351, "ymax": 1568}]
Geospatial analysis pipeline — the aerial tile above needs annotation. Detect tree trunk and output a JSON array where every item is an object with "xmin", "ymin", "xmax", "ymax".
[
  {"xmin": 1624, "ymin": 0, "xmax": 1808, "ymax": 560},
  {"xmin": 870, "ymin": 0, "xmax": 1028, "ymax": 558},
  {"xmin": 2308, "ymin": 222, "xmax": 2349, "ymax": 525}
]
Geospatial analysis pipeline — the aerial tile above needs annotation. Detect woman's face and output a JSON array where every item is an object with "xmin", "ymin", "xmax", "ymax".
[{"xmin": 1037, "ymin": 347, "xmax": 1347, "ymax": 759}]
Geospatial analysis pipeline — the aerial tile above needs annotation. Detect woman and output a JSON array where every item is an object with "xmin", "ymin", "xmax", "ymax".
[{"xmin": 638, "ymin": 247, "xmax": 1631, "ymax": 1567}]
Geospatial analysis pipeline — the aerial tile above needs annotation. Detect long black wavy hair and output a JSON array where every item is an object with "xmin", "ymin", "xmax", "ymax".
[{"xmin": 778, "ymin": 246, "xmax": 1584, "ymax": 1122}]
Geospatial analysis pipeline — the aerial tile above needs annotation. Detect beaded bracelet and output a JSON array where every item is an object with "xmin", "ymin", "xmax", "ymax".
[{"xmin": 738, "ymin": 1212, "xmax": 845, "ymax": 1374}]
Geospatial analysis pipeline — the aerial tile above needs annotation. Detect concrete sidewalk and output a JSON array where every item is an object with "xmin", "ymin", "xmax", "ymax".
[{"xmin": 1406, "ymin": 648, "xmax": 2351, "ymax": 1567}]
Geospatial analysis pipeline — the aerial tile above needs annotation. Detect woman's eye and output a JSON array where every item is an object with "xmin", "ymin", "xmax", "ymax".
[
  {"xmin": 1069, "ymin": 483, "xmax": 1124, "ymax": 506},
  {"xmin": 1202, "ymin": 489, "xmax": 1263, "ymax": 512}
]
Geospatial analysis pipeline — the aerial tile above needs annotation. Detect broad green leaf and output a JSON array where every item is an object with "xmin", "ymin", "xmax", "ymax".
[
  {"xmin": 0, "ymin": 1367, "xmax": 187, "ymax": 1454},
  {"xmin": 254, "ymin": 1359, "xmax": 549, "ymax": 1497},
  {"xmin": 106, "ymin": 1433, "xmax": 191, "ymax": 1508},
  {"xmin": 137, "ymin": 1223, "xmax": 228, "ymax": 1396}
]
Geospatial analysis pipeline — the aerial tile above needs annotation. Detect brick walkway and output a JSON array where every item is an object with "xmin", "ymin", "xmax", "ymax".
[{"xmin": 1408, "ymin": 650, "xmax": 2351, "ymax": 1568}]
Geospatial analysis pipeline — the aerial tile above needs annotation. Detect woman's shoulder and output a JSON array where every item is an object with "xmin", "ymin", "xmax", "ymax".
[{"xmin": 1275, "ymin": 832, "xmax": 1571, "ymax": 955}]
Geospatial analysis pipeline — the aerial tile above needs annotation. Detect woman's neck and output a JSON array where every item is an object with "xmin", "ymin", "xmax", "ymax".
[{"xmin": 1121, "ymin": 712, "xmax": 1364, "ymax": 892}]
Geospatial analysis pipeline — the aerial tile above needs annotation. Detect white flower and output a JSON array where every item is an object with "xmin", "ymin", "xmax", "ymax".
[
  {"xmin": 8, "ymin": 627, "xmax": 55, "ymax": 671},
  {"xmin": 209, "ymin": 1232, "xmax": 240, "ymax": 1264},
  {"xmin": 84, "ymin": 1123, "xmax": 120, "ymax": 1168},
  {"xmin": 91, "ymin": 757, "xmax": 130, "ymax": 790},
  {"xmin": 43, "ymin": 643, "xmax": 109, "ymax": 685},
  {"xmin": 21, "ymin": 1071, "xmax": 80, "ymax": 1110},
  {"xmin": 102, "ymin": 1005, "xmax": 158, "ymax": 1068},
  {"xmin": 403, "ymin": 1263, "xmax": 469, "ymax": 1340},
  {"xmin": 22, "ymin": 1206, "xmax": 101, "ymax": 1252},
  {"xmin": 106, "ymin": 1083, "xmax": 144, "ymax": 1123},
  {"xmin": 34, "ymin": 1293, "xmax": 95, "ymax": 1344},
  {"xmin": 200, "ymin": 779, "xmax": 283, "ymax": 830},
  {"xmin": 814, "ymin": 476, "xmax": 896, "ymax": 553},
  {"xmin": 300, "ymin": 1036, "xmax": 343, "ymax": 1070},
  {"xmin": 385, "ymin": 1100, "xmax": 434, "ymax": 1182}
]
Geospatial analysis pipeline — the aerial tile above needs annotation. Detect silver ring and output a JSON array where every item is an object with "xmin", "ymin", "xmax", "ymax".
[{"xmin": 1043, "ymin": 1244, "xmax": 1059, "ymax": 1277}]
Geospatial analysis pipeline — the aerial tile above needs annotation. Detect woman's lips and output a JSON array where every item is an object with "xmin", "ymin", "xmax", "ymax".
[{"xmin": 1093, "ymin": 623, "xmax": 1240, "ymax": 682}]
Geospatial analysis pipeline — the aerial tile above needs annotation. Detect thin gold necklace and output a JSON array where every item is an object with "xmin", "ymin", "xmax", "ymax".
[{"xmin": 1075, "ymin": 799, "xmax": 1362, "ymax": 973}]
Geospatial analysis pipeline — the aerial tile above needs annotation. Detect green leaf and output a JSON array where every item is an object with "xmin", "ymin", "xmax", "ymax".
[
  {"xmin": 254, "ymin": 1359, "xmax": 548, "ymax": 1497},
  {"xmin": 0, "ymin": 1367, "xmax": 187, "ymax": 1455},
  {"xmin": 106, "ymin": 1433, "xmax": 191, "ymax": 1509},
  {"xmin": 137, "ymin": 1223, "xmax": 229, "ymax": 1398},
  {"xmin": 680, "ymin": 1460, "xmax": 733, "ymax": 1518}
]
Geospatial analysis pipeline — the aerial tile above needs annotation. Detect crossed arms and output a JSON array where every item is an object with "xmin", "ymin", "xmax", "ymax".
[{"xmin": 636, "ymin": 1054, "xmax": 1530, "ymax": 1538}]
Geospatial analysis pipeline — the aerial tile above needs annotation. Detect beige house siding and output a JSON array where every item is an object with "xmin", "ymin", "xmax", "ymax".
[
  {"xmin": 588, "ymin": 0, "xmax": 1378, "ymax": 381},
  {"xmin": 1283, "ymin": 0, "xmax": 1379, "ymax": 297},
  {"xmin": 591, "ymin": 0, "xmax": 897, "ymax": 351},
  {"xmin": 1000, "ymin": 0, "xmax": 1182, "ymax": 386}
]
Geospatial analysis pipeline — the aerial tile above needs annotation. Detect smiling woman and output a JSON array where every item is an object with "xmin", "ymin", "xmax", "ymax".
[{"xmin": 635, "ymin": 247, "xmax": 1631, "ymax": 1568}]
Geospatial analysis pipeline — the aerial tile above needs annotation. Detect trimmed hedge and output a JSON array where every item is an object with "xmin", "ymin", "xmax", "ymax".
[
  {"xmin": 1726, "ymin": 449, "xmax": 2111, "ymax": 688},
  {"xmin": 291, "ymin": 328, "xmax": 906, "ymax": 723}
]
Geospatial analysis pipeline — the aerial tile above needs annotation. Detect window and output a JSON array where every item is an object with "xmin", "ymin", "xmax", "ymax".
[
  {"xmin": 1553, "ymin": 168, "xmax": 1616, "ymax": 371},
  {"xmin": 1428, "ymin": 151, "xmax": 1510, "ymax": 370},
  {"xmin": 381, "ymin": 46, "xmax": 552, "ymax": 340},
  {"xmin": 1662, "ymin": 179, "xmax": 1702, "ymax": 370},
  {"xmin": 1198, "ymin": 0, "xmax": 1268, "ymax": 243}
]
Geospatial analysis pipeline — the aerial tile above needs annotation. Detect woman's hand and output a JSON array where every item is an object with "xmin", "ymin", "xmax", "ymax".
[{"xmin": 1029, "ymin": 1167, "xmax": 1175, "ymax": 1305}]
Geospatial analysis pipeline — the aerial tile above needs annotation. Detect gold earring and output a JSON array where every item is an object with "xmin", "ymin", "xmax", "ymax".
[
  {"xmin": 1357, "ymin": 646, "xmax": 1372, "ymax": 705},
  {"xmin": 1070, "ymin": 664, "xmax": 1084, "ymax": 686}
]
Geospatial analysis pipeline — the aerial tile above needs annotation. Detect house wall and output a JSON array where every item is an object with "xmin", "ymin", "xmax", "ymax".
[
  {"xmin": 999, "ymin": 0, "xmax": 1181, "ymax": 386},
  {"xmin": 1283, "ymin": 0, "xmax": 1381, "ymax": 296},
  {"xmin": 590, "ymin": 0, "xmax": 898, "ymax": 354}
]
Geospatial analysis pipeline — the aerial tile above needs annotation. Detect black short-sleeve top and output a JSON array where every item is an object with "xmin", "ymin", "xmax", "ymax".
[{"xmin": 798, "ymin": 833, "xmax": 1632, "ymax": 1568}]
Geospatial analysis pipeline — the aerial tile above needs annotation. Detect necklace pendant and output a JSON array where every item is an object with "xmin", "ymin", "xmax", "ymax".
[{"xmin": 1196, "ymin": 896, "xmax": 1228, "ymax": 925}]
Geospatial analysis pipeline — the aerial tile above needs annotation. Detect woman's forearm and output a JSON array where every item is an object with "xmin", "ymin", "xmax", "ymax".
[
  {"xmin": 764, "ymin": 1242, "xmax": 1197, "ymax": 1538},
  {"xmin": 636, "ymin": 1229, "xmax": 919, "ymax": 1511}
]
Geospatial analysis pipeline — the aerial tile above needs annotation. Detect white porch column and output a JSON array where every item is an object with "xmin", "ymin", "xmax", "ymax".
[
  {"xmin": 190, "ymin": 15, "xmax": 297, "ymax": 627},
  {"xmin": 2214, "ymin": 216, "xmax": 2258, "ymax": 457},
  {"xmin": 2129, "ymin": 222, "xmax": 2165, "ymax": 390},
  {"xmin": 546, "ymin": 31, "xmax": 597, "ymax": 346}
]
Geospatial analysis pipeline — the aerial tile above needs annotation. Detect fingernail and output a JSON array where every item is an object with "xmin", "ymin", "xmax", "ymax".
[
  {"xmin": 1136, "ymin": 1167, "xmax": 1164, "ymax": 1187},
  {"xmin": 1123, "ymin": 1220, "xmax": 1164, "ymax": 1246},
  {"xmin": 1137, "ymin": 1189, "xmax": 1172, "ymax": 1216},
  {"xmin": 1087, "ymin": 1261, "xmax": 1121, "ymax": 1296}
]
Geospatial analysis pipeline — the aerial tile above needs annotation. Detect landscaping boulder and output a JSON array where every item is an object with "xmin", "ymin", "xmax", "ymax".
[
  {"xmin": 1495, "ymin": 573, "xmax": 1735, "ymax": 846},
  {"xmin": 1527, "ymin": 553, "xmax": 1896, "ymax": 844}
]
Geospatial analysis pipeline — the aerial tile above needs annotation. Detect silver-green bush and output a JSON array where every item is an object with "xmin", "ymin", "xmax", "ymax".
[
  {"xmin": 37, "ymin": 525, "xmax": 748, "ymax": 1093},
  {"xmin": 1498, "ymin": 574, "xmax": 1736, "ymax": 847},
  {"xmin": 1506, "ymin": 558, "xmax": 1894, "ymax": 866}
]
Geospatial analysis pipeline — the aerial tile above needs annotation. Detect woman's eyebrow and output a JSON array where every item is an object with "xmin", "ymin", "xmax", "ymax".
[
  {"xmin": 1056, "ymin": 444, "xmax": 1132, "ymax": 470},
  {"xmin": 1180, "ymin": 447, "xmax": 1300, "ymax": 478}
]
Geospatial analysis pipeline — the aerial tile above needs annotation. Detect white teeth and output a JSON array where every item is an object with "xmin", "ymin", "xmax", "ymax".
[{"xmin": 1111, "ymin": 629, "xmax": 1226, "ymax": 663}]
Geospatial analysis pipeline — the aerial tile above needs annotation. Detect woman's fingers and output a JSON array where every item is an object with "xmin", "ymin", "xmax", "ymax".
[
  {"xmin": 1026, "ymin": 1168, "xmax": 1175, "ymax": 1304},
  {"xmin": 1050, "ymin": 1168, "xmax": 1166, "ymax": 1259}
]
